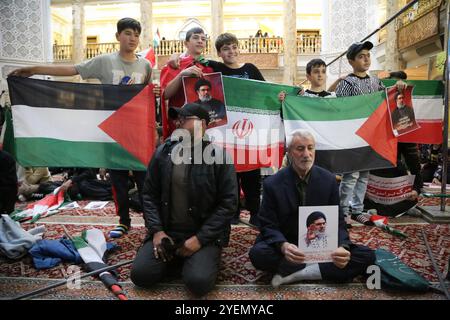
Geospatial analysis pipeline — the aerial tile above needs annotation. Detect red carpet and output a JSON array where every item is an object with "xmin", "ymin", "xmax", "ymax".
[{"xmin": 1, "ymin": 223, "xmax": 449, "ymax": 284}]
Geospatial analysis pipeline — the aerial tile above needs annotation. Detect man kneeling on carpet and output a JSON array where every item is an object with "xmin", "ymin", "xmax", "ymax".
[
  {"xmin": 130, "ymin": 103, "xmax": 238, "ymax": 296},
  {"xmin": 249, "ymin": 129, "xmax": 375, "ymax": 287}
]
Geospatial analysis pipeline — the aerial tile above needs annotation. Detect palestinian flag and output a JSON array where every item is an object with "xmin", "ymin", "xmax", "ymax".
[
  {"xmin": 10, "ymin": 187, "xmax": 65, "ymax": 223},
  {"xmin": 138, "ymin": 47, "xmax": 156, "ymax": 68},
  {"xmin": 208, "ymin": 77, "xmax": 296, "ymax": 172},
  {"xmin": 382, "ymin": 80, "xmax": 444, "ymax": 144},
  {"xmin": 72, "ymin": 228, "xmax": 126, "ymax": 300},
  {"xmin": 6, "ymin": 76, "xmax": 155, "ymax": 170},
  {"xmin": 283, "ymin": 90, "xmax": 397, "ymax": 174}
]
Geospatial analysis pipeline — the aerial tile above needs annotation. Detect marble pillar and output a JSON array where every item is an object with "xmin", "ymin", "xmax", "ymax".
[
  {"xmin": 283, "ymin": 0, "xmax": 297, "ymax": 85},
  {"xmin": 211, "ymin": 0, "xmax": 224, "ymax": 57},
  {"xmin": 72, "ymin": 0, "xmax": 85, "ymax": 64},
  {"xmin": 140, "ymin": 0, "xmax": 153, "ymax": 50}
]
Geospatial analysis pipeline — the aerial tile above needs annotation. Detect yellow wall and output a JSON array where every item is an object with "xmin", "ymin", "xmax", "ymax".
[
  {"xmin": 51, "ymin": 0, "xmax": 322, "ymax": 44},
  {"xmin": 51, "ymin": 6, "xmax": 72, "ymax": 45}
]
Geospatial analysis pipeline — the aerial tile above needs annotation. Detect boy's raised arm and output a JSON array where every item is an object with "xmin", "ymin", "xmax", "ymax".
[{"xmin": 9, "ymin": 65, "xmax": 78, "ymax": 78}]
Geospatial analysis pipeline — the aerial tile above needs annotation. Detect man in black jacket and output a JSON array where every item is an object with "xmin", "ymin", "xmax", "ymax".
[
  {"xmin": 249, "ymin": 129, "xmax": 375, "ymax": 287},
  {"xmin": 131, "ymin": 103, "xmax": 238, "ymax": 296}
]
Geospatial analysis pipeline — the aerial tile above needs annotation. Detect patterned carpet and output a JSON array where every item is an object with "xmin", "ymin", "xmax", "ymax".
[
  {"xmin": 2, "ymin": 194, "xmax": 450, "ymax": 299},
  {"xmin": 1, "ymin": 222, "xmax": 449, "ymax": 282},
  {"xmin": 418, "ymin": 196, "xmax": 450, "ymax": 207},
  {"xmin": 1, "ymin": 214, "xmax": 449, "ymax": 299},
  {"xmin": 15, "ymin": 200, "xmax": 142, "ymax": 218}
]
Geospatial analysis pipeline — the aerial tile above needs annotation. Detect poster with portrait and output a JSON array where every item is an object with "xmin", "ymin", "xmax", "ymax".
[
  {"xmin": 182, "ymin": 72, "xmax": 227, "ymax": 129},
  {"xmin": 298, "ymin": 205, "xmax": 338, "ymax": 263},
  {"xmin": 386, "ymin": 85, "xmax": 420, "ymax": 137}
]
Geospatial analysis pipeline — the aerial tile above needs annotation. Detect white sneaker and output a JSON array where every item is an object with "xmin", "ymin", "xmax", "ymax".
[{"xmin": 271, "ymin": 274, "xmax": 283, "ymax": 288}]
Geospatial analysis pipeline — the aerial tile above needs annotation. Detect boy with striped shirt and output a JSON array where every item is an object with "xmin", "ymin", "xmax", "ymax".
[{"xmin": 335, "ymin": 41, "xmax": 404, "ymax": 219}]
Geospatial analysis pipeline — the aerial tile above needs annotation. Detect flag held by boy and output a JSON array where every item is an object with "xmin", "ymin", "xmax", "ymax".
[
  {"xmin": 283, "ymin": 90, "xmax": 397, "ymax": 174},
  {"xmin": 6, "ymin": 76, "xmax": 156, "ymax": 170}
]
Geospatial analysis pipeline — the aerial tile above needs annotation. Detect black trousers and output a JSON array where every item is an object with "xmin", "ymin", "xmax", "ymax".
[
  {"xmin": 364, "ymin": 198, "xmax": 417, "ymax": 217},
  {"xmin": 0, "ymin": 187, "xmax": 17, "ymax": 215},
  {"xmin": 398, "ymin": 143, "xmax": 423, "ymax": 189},
  {"xmin": 236, "ymin": 169, "xmax": 261, "ymax": 219},
  {"xmin": 421, "ymin": 163, "xmax": 438, "ymax": 182},
  {"xmin": 249, "ymin": 241, "xmax": 375, "ymax": 283},
  {"xmin": 109, "ymin": 170, "xmax": 145, "ymax": 227},
  {"xmin": 421, "ymin": 163, "xmax": 450, "ymax": 184},
  {"xmin": 130, "ymin": 239, "xmax": 222, "ymax": 297}
]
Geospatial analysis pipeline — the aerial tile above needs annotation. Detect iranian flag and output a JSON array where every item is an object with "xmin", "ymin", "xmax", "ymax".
[
  {"xmin": 283, "ymin": 90, "xmax": 397, "ymax": 174},
  {"xmin": 6, "ymin": 76, "xmax": 156, "ymax": 170},
  {"xmin": 382, "ymin": 79, "xmax": 444, "ymax": 144},
  {"xmin": 208, "ymin": 77, "xmax": 295, "ymax": 172}
]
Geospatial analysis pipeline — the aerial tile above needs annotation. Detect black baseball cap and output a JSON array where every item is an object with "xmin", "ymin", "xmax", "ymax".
[
  {"xmin": 346, "ymin": 41, "xmax": 373, "ymax": 60},
  {"xmin": 169, "ymin": 103, "xmax": 210, "ymax": 124}
]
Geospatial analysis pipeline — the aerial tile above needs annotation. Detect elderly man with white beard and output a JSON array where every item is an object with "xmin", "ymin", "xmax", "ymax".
[
  {"xmin": 249, "ymin": 129, "xmax": 375, "ymax": 287},
  {"xmin": 391, "ymin": 91, "xmax": 416, "ymax": 134}
]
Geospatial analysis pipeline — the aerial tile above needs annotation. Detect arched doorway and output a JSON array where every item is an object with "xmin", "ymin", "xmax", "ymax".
[{"xmin": 177, "ymin": 18, "xmax": 208, "ymax": 40}]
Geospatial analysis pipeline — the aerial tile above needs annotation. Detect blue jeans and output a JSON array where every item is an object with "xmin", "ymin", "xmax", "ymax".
[{"xmin": 339, "ymin": 171, "xmax": 369, "ymax": 214}]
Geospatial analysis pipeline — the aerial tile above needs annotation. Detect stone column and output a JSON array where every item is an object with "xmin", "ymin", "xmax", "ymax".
[
  {"xmin": 211, "ymin": 0, "xmax": 224, "ymax": 57},
  {"xmin": 321, "ymin": 0, "xmax": 330, "ymax": 54},
  {"xmin": 72, "ymin": 0, "xmax": 85, "ymax": 64},
  {"xmin": 384, "ymin": 0, "xmax": 404, "ymax": 71},
  {"xmin": 283, "ymin": 0, "xmax": 297, "ymax": 85},
  {"xmin": 140, "ymin": 0, "xmax": 153, "ymax": 51}
]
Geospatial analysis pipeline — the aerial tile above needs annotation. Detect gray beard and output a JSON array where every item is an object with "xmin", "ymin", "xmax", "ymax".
[
  {"xmin": 200, "ymin": 95, "xmax": 211, "ymax": 103},
  {"xmin": 315, "ymin": 231, "xmax": 327, "ymax": 238}
]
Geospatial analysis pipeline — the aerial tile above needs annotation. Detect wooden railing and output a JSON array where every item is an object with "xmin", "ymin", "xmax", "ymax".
[
  {"xmin": 396, "ymin": 0, "xmax": 442, "ymax": 29},
  {"xmin": 238, "ymin": 37, "xmax": 284, "ymax": 53},
  {"xmin": 53, "ymin": 35, "xmax": 322, "ymax": 61},
  {"xmin": 155, "ymin": 39, "xmax": 213, "ymax": 55},
  {"xmin": 296, "ymin": 35, "xmax": 321, "ymax": 54},
  {"xmin": 86, "ymin": 42, "xmax": 121, "ymax": 59},
  {"xmin": 52, "ymin": 42, "xmax": 123, "ymax": 61},
  {"xmin": 53, "ymin": 44, "xmax": 72, "ymax": 61}
]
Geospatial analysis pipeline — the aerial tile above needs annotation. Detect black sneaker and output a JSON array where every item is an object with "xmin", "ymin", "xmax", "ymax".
[
  {"xmin": 230, "ymin": 217, "xmax": 240, "ymax": 225},
  {"xmin": 351, "ymin": 213, "xmax": 374, "ymax": 226},
  {"xmin": 248, "ymin": 215, "xmax": 259, "ymax": 228}
]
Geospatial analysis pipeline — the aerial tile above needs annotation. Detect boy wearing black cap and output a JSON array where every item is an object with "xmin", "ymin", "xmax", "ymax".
[
  {"xmin": 335, "ymin": 41, "xmax": 383, "ymax": 96},
  {"xmin": 335, "ymin": 41, "xmax": 405, "ymax": 221}
]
